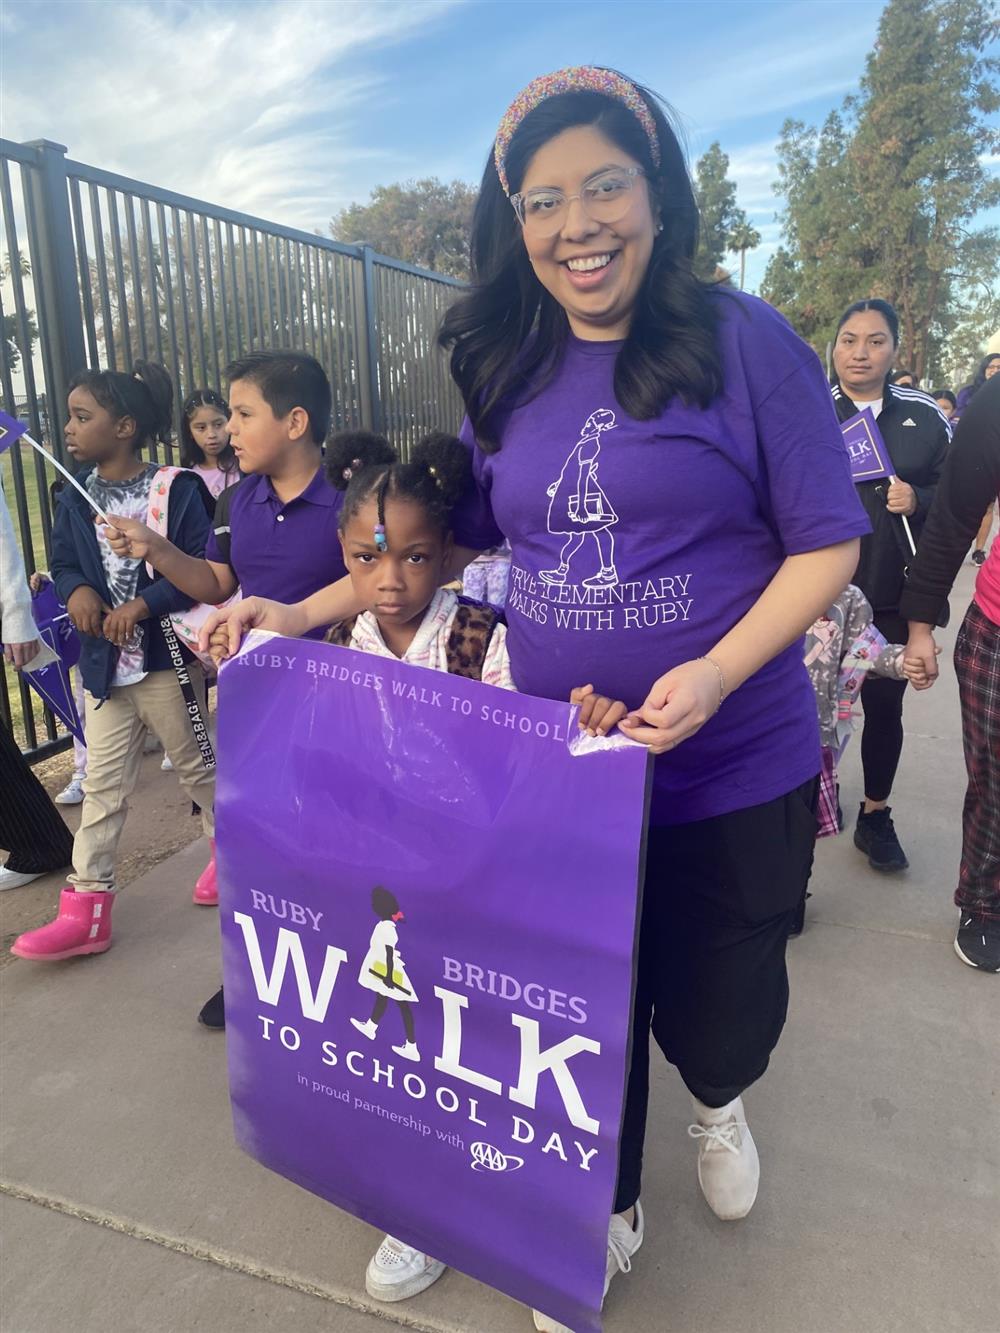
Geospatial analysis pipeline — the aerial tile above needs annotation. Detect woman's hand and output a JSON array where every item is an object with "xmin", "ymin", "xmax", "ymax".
[
  {"xmin": 101, "ymin": 516, "xmax": 162, "ymax": 562},
  {"xmin": 3, "ymin": 639, "xmax": 41, "ymax": 669},
  {"xmin": 903, "ymin": 623, "xmax": 940, "ymax": 691},
  {"xmin": 66, "ymin": 585, "xmax": 110, "ymax": 638},
  {"xmin": 28, "ymin": 572, "xmax": 49, "ymax": 594},
  {"xmin": 570, "ymin": 684, "xmax": 629, "ymax": 737},
  {"xmin": 199, "ymin": 596, "xmax": 308, "ymax": 661},
  {"xmin": 886, "ymin": 479, "xmax": 917, "ymax": 516},
  {"xmin": 618, "ymin": 658, "xmax": 723, "ymax": 754},
  {"xmin": 103, "ymin": 597, "xmax": 148, "ymax": 649}
]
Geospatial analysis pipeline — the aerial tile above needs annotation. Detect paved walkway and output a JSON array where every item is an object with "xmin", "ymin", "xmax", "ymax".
[{"xmin": 2, "ymin": 566, "xmax": 997, "ymax": 1333}]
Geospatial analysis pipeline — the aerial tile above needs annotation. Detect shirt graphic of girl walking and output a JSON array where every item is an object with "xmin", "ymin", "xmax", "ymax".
[
  {"xmin": 541, "ymin": 407, "xmax": 619, "ymax": 588},
  {"xmin": 351, "ymin": 887, "xmax": 420, "ymax": 1062}
]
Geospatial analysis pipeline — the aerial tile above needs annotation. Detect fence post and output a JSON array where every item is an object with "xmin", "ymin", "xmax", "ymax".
[
  {"xmin": 359, "ymin": 245, "xmax": 384, "ymax": 434},
  {"xmin": 23, "ymin": 140, "xmax": 87, "ymax": 455}
]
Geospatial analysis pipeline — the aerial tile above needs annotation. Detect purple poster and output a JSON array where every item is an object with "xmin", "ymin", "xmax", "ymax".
[
  {"xmin": 216, "ymin": 632, "xmax": 651, "ymax": 1333},
  {"xmin": 841, "ymin": 408, "xmax": 893, "ymax": 482}
]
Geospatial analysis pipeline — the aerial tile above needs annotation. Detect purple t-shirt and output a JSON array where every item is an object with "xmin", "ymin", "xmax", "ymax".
[
  {"xmin": 205, "ymin": 469, "xmax": 346, "ymax": 640},
  {"xmin": 451, "ymin": 291, "xmax": 871, "ymax": 825}
]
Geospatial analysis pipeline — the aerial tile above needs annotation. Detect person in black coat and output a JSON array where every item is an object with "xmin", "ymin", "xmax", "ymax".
[{"xmin": 831, "ymin": 299, "xmax": 950, "ymax": 873}]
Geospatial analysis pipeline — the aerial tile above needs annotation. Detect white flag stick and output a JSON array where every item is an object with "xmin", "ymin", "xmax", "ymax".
[
  {"xmin": 888, "ymin": 473, "xmax": 918, "ymax": 557},
  {"xmin": 23, "ymin": 432, "xmax": 111, "ymax": 526}
]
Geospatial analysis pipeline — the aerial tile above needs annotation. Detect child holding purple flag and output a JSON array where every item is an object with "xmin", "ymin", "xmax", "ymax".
[
  {"xmin": 204, "ymin": 67, "xmax": 868, "ymax": 1332},
  {"xmin": 10, "ymin": 364, "xmax": 216, "ymax": 963}
]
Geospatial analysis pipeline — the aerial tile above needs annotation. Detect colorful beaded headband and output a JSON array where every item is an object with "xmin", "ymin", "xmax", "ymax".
[{"xmin": 494, "ymin": 67, "xmax": 661, "ymax": 196}]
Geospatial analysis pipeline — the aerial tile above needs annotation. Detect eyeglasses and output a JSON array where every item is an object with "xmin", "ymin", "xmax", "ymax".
[{"xmin": 510, "ymin": 166, "xmax": 647, "ymax": 237}]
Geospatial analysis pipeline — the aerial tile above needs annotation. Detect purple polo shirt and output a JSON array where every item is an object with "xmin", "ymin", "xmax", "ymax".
[
  {"xmin": 205, "ymin": 467, "xmax": 346, "ymax": 639},
  {"xmin": 451, "ymin": 291, "xmax": 871, "ymax": 825}
]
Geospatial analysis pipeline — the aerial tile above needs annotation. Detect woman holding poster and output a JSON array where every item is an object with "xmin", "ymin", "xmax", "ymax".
[
  {"xmin": 831, "ymin": 300, "xmax": 951, "ymax": 874},
  {"xmin": 206, "ymin": 67, "xmax": 868, "ymax": 1329}
]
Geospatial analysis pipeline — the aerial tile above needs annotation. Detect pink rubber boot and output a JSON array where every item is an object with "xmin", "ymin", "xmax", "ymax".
[
  {"xmin": 193, "ymin": 841, "xmax": 218, "ymax": 906},
  {"xmin": 11, "ymin": 888, "xmax": 113, "ymax": 961}
]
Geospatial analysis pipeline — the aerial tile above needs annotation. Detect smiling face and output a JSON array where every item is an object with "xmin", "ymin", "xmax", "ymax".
[
  {"xmin": 340, "ymin": 492, "xmax": 453, "ymax": 656},
  {"xmin": 517, "ymin": 124, "xmax": 657, "ymax": 341},
  {"xmin": 833, "ymin": 310, "xmax": 897, "ymax": 401},
  {"xmin": 187, "ymin": 404, "xmax": 230, "ymax": 460}
]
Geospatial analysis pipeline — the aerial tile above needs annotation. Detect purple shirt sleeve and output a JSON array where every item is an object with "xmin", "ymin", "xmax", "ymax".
[
  {"xmin": 450, "ymin": 416, "xmax": 505, "ymax": 551},
  {"xmin": 742, "ymin": 307, "xmax": 871, "ymax": 556}
]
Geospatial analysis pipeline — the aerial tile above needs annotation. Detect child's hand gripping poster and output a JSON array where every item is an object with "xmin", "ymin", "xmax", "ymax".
[{"xmin": 216, "ymin": 632, "xmax": 652, "ymax": 1333}]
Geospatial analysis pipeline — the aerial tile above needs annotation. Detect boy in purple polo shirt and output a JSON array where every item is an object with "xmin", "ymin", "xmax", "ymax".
[
  {"xmin": 105, "ymin": 350, "xmax": 346, "ymax": 1027},
  {"xmin": 108, "ymin": 351, "xmax": 345, "ymax": 632}
]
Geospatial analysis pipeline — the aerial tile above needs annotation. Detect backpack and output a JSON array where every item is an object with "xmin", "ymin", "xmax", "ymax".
[{"xmin": 145, "ymin": 466, "xmax": 240, "ymax": 669}]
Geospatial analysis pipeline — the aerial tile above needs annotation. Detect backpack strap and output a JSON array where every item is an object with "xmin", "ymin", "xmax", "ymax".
[
  {"xmin": 445, "ymin": 598, "xmax": 501, "ymax": 680},
  {"xmin": 145, "ymin": 466, "xmax": 185, "ymax": 579},
  {"xmin": 324, "ymin": 617, "xmax": 359, "ymax": 647}
]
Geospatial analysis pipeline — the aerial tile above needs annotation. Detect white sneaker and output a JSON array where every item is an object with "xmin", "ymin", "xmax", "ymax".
[
  {"xmin": 161, "ymin": 754, "xmax": 174, "ymax": 772},
  {"xmin": 350, "ymin": 1018, "xmax": 378, "ymax": 1040},
  {"xmin": 688, "ymin": 1095, "xmax": 760, "ymax": 1220},
  {"xmin": 365, "ymin": 1234, "xmax": 445, "ymax": 1302},
  {"xmin": 0, "ymin": 865, "xmax": 45, "ymax": 891},
  {"xmin": 391, "ymin": 1041, "xmax": 420, "ymax": 1062},
  {"xmin": 532, "ymin": 1201, "xmax": 644, "ymax": 1331},
  {"xmin": 55, "ymin": 777, "xmax": 85, "ymax": 805}
]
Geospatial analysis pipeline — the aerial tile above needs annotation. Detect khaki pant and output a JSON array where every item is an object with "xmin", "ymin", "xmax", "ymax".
[{"xmin": 70, "ymin": 665, "xmax": 215, "ymax": 891}]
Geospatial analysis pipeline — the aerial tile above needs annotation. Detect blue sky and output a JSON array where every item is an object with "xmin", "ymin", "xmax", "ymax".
[{"xmin": 0, "ymin": 0, "xmax": 978, "ymax": 292}]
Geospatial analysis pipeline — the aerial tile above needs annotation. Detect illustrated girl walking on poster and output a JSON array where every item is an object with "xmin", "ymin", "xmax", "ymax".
[
  {"xmin": 351, "ymin": 887, "xmax": 420, "ymax": 1062},
  {"xmin": 541, "ymin": 407, "xmax": 619, "ymax": 588}
]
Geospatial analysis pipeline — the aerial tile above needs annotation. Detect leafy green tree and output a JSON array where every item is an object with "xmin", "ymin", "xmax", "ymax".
[
  {"xmin": 763, "ymin": 0, "xmax": 1000, "ymax": 380},
  {"xmin": 331, "ymin": 179, "xmax": 477, "ymax": 280},
  {"xmin": 1, "ymin": 252, "xmax": 39, "ymax": 374},
  {"xmin": 693, "ymin": 143, "xmax": 746, "ymax": 281},
  {"xmin": 728, "ymin": 220, "xmax": 762, "ymax": 290}
]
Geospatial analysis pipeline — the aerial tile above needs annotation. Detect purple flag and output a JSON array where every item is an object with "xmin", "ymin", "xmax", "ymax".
[
  {"xmin": 842, "ymin": 408, "xmax": 893, "ymax": 482},
  {"xmin": 21, "ymin": 582, "xmax": 84, "ymax": 743},
  {"xmin": 0, "ymin": 409, "xmax": 28, "ymax": 454},
  {"xmin": 216, "ymin": 634, "xmax": 651, "ymax": 1333}
]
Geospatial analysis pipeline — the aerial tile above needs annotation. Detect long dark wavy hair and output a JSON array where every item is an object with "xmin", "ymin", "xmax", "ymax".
[{"xmin": 438, "ymin": 75, "xmax": 726, "ymax": 451}]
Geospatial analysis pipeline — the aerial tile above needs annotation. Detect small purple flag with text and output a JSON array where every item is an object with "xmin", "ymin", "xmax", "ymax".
[
  {"xmin": 25, "ymin": 582, "xmax": 84, "ymax": 743},
  {"xmin": 841, "ymin": 408, "xmax": 893, "ymax": 483},
  {"xmin": 0, "ymin": 410, "xmax": 28, "ymax": 454}
]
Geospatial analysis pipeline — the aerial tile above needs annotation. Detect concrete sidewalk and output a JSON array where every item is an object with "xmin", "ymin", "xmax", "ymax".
[{"xmin": 2, "ymin": 566, "xmax": 997, "ymax": 1333}]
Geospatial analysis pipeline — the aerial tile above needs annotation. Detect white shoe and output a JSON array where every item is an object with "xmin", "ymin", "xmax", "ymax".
[
  {"xmin": 161, "ymin": 754, "xmax": 174, "ymax": 772},
  {"xmin": 365, "ymin": 1234, "xmax": 445, "ymax": 1302},
  {"xmin": 0, "ymin": 865, "xmax": 45, "ymax": 891},
  {"xmin": 391, "ymin": 1041, "xmax": 420, "ymax": 1062},
  {"xmin": 350, "ymin": 1018, "xmax": 378, "ymax": 1040},
  {"xmin": 55, "ymin": 777, "xmax": 85, "ymax": 805},
  {"xmin": 532, "ymin": 1201, "xmax": 644, "ymax": 1330},
  {"xmin": 688, "ymin": 1095, "xmax": 760, "ymax": 1220}
]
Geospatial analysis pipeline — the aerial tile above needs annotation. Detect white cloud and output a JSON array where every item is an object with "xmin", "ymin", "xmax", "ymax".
[{"xmin": 1, "ymin": 0, "xmax": 461, "ymax": 230}]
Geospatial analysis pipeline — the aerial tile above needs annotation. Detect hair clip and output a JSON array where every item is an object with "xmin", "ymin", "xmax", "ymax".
[
  {"xmin": 374, "ymin": 523, "xmax": 387, "ymax": 553},
  {"xmin": 342, "ymin": 457, "xmax": 363, "ymax": 482},
  {"xmin": 427, "ymin": 464, "xmax": 444, "ymax": 490}
]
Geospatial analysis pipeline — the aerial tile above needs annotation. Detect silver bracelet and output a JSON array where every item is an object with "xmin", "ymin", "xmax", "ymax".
[{"xmin": 699, "ymin": 655, "xmax": 727, "ymax": 715}]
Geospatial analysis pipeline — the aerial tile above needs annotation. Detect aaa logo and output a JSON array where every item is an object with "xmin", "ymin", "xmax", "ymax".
[{"xmin": 470, "ymin": 1142, "xmax": 524, "ymax": 1173}]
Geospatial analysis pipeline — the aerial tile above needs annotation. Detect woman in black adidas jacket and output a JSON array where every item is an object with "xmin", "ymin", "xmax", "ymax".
[{"xmin": 831, "ymin": 298, "xmax": 950, "ymax": 873}]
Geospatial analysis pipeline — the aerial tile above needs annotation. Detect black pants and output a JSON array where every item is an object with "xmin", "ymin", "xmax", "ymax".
[
  {"xmin": 860, "ymin": 611, "xmax": 909, "ymax": 803},
  {"xmin": 0, "ymin": 721, "xmax": 74, "ymax": 874},
  {"xmin": 614, "ymin": 777, "xmax": 818, "ymax": 1213}
]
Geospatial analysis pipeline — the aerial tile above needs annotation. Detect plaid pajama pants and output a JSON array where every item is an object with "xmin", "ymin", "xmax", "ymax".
[{"xmin": 953, "ymin": 601, "xmax": 1000, "ymax": 922}]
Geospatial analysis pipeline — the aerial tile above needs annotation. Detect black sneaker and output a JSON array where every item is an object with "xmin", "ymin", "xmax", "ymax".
[
  {"xmin": 198, "ymin": 986, "xmax": 226, "ymax": 1029},
  {"xmin": 954, "ymin": 915, "xmax": 1000, "ymax": 972},
  {"xmin": 854, "ymin": 805, "xmax": 909, "ymax": 872},
  {"xmin": 971, "ymin": 549, "xmax": 986, "ymax": 566}
]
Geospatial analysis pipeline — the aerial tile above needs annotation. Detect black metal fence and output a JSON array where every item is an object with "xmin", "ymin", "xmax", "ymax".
[{"xmin": 0, "ymin": 137, "xmax": 464, "ymax": 761}]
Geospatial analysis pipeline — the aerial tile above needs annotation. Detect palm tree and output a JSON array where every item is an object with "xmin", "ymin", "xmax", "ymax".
[{"xmin": 727, "ymin": 221, "xmax": 762, "ymax": 291}]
